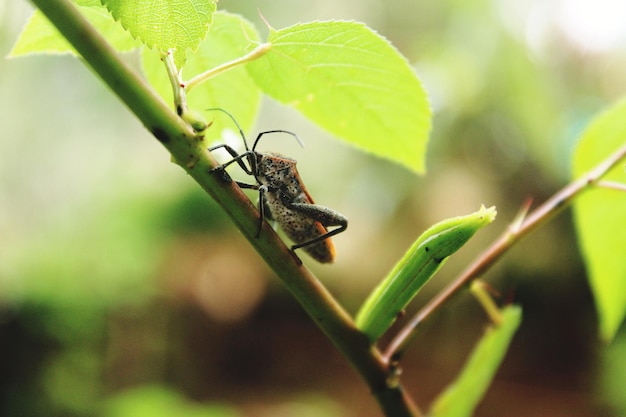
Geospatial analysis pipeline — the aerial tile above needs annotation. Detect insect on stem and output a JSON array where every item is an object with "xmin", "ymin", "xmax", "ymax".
[{"xmin": 206, "ymin": 108, "xmax": 348, "ymax": 263}]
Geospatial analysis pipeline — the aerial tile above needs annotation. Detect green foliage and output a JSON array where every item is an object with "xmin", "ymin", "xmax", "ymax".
[
  {"xmin": 429, "ymin": 305, "xmax": 522, "ymax": 417},
  {"xmin": 101, "ymin": 0, "xmax": 217, "ymax": 67},
  {"xmin": 101, "ymin": 385, "xmax": 240, "ymax": 417},
  {"xmin": 572, "ymin": 99, "xmax": 626, "ymax": 341},
  {"xmin": 9, "ymin": 3, "xmax": 140, "ymax": 56},
  {"xmin": 142, "ymin": 12, "xmax": 262, "ymax": 143},
  {"xmin": 10, "ymin": 2, "xmax": 430, "ymax": 174},
  {"xmin": 246, "ymin": 21, "xmax": 431, "ymax": 173},
  {"xmin": 599, "ymin": 332, "xmax": 626, "ymax": 414},
  {"xmin": 356, "ymin": 206, "xmax": 497, "ymax": 342},
  {"xmin": 2, "ymin": 194, "xmax": 166, "ymax": 311}
]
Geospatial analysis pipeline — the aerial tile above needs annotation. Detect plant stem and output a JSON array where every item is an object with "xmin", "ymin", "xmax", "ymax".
[
  {"xmin": 29, "ymin": 1, "xmax": 419, "ymax": 415},
  {"xmin": 384, "ymin": 142, "xmax": 626, "ymax": 362},
  {"xmin": 185, "ymin": 42, "xmax": 271, "ymax": 91},
  {"xmin": 161, "ymin": 49, "xmax": 188, "ymax": 115},
  {"xmin": 470, "ymin": 281, "xmax": 504, "ymax": 326},
  {"xmin": 597, "ymin": 180, "xmax": 626, "ymax": 192}
]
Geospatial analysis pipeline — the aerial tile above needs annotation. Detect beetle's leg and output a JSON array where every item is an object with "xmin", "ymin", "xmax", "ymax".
[
  {"xmin": 217, "ymin": 178, "xmax": 267, "ymax": 240},
  {"xmin": 255, "ymin": 185, "xmax": 269, "ymax": 238},
  {"xmin": 230, "ymin": 181, "xmax": 266, "ymax": 238},
  {"xmin": 235, "ymin": 181, "xmax": 258, "ymax": 190},
  {"xmin": 288, "ymin": 203, "xmax": 348, "ymax": 251},
  {"xmin": 208, "ymin": 144, "xmax": 255, "ymax": 175},
  {"xmin": 221, "ymin": 180, "xmax": 270, "ymax": 240}
]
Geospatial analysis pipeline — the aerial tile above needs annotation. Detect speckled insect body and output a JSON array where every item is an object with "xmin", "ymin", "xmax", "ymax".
[{"xmin": 206, "ymin": 109, "xmax": 347, "ymax": 263}]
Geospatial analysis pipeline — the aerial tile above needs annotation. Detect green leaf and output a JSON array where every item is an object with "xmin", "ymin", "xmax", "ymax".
[
  {"xmin": 9, "ymin": 4, "xmax": 140, "ymax": 57},
  {"xmin": 142, "ymin": 12, "xmax": 262, "ymax": 143},
  {"xmin": 429, "ymin": 305, "xmax": 522, "ymax": 417},
  {"xmin": 246, "ymin": 21, "xmax": 431, "ymax": 174},
  {"xmin": 102, "ymin": 0, "xmax": 217, "ymax": 68},
  {"xmin": 76, "ymin": 0, "xmax": 102, "ymax": 5},
  {"xmin": 572, "ymin": 98, "xmax": 626, "ymax": 341},
  {"xmin": 102, "ymin": 385, "xmax": 240, "ymax": 417},
  {"xmin": 356, "ymin": 206, "xmax": 497, "ymax": 342}
]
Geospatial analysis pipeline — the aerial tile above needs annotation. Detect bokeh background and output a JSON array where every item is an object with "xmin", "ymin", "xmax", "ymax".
[{"xmin": 2, "ymin": 1, "xmax": 626, "ymax": 416}]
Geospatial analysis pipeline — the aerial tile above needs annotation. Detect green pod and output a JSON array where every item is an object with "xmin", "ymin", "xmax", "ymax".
[{"xmin": 355, "ymin": 205, "xmax": 497, "ymax": 342}]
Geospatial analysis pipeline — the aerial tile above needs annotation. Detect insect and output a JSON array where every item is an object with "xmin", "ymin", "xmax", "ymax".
[{"xmin": 206, "ymin": 108, "xmax": 348, "ymax": 263}]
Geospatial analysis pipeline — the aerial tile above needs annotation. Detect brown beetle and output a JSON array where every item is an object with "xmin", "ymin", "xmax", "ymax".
[{"xmin": 207, "ymin": 108, "xmax": 347, "ymax": 263}]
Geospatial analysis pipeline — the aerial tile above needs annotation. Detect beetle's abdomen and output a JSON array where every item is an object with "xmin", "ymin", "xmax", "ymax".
[{"xmin": 265, "ymin": 193, "xmax": 335, "ymax": 263}]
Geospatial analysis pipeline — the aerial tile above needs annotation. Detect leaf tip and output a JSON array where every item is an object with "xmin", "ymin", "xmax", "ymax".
[{"xmin": 478, "ymin": 204, "xmax": 497, "ymax": 224}]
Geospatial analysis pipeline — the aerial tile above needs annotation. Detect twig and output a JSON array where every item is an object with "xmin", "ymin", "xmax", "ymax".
[
  {"xmin": 185, "ymin": 43, "xmax": 271, "ymax": 91},
  {"xmin": 161, "ymin": 49, "xmax": 188, "ymax": 116},
  {"xmin": 384, "ymin": 141, "xmax": 626, "ymax": 362},
  {"xmin": 596, "ymin": 180, "xmax": 626, "ymax": 192}
]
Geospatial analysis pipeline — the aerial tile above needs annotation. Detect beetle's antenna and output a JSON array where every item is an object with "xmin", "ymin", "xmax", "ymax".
[
  {"xmin": 205, "ymin": 107, "xmax": 250, "ymax": 151},
  {"xmin": 252, "ymin": 129, "xmax": 304, "ymax": 152}
]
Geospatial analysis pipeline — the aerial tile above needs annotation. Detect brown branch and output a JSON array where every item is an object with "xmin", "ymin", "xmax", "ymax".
[{"xmin": 384, "ymin": 141, "xmax": 626, "ymax": 362}]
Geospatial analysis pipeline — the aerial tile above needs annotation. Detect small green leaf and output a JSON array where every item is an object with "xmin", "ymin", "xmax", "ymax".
[
  {"xmin": 102, "ymin": 0, "xmax": 217, "ymax": 68},
  {"xmin": 142, "ymin": 12, "xmax": 262, "ymax": 142},
  {"xmin": 246, "ymin": 21, "xmax": 431, "ymax": 174},
  {"xmin": 572, "ymin": 98, "xmax": 626, "ymax": 341},
  {"xmin": 356, "ymin": 206, "xmax": 497, "ymax": 342},
  {"xmin": 9, "ymin": 4, "xmax": 140, "ymax": 57},
  {"xmin": 429, "ymin": 305, "xmax": 522, "ymax": 417}
]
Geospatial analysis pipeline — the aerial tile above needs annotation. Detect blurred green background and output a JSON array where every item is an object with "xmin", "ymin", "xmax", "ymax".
[{"xmin": 2, "ymin": 1, "xmax": 626, "ymax": 416}]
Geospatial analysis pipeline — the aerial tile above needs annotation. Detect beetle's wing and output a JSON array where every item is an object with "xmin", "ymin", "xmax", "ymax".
[
  {"xmin": 305, "ymin": 235, "xmax": 336, "ymax": 263},
  {"xmin": 287, "ymin": 165, "xmax": 316, "ymax": 204},
  {"xmin": 293, "ymin": 167, "xmax": 342, "ymax": 262}
]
